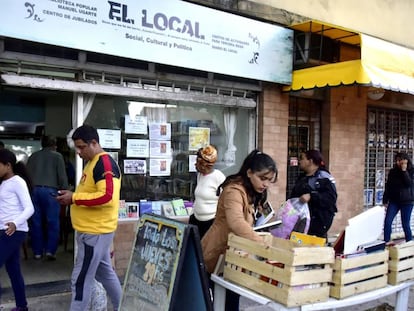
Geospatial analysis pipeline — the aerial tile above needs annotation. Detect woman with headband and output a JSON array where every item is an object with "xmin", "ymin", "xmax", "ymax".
[{"xmin": 189, "ymin": 145, "xmax": 225, "ymax": 239}]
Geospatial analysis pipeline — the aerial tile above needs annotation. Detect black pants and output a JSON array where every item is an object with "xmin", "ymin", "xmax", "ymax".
[
  {"xmin": 208, "ymin": 275, "xmax": 240, "ymax": 311},
  {"xmin": 188, "ymin": 214, "xmax": 214, "ymax": 239}
]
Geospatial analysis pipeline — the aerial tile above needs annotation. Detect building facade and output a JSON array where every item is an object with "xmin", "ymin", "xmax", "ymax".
[{"xmin": 2, "ymin": 0, "xmax": 414, "ymax": 284}]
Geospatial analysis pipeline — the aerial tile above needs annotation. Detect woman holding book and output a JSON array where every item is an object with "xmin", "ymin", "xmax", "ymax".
[
  {"xmin": 189, "ymin": 145, "xmax": 225, "ymax": 239},
  {"xmin": 201, "ymin": 149, "xmax": 278, "ymax": 310}
]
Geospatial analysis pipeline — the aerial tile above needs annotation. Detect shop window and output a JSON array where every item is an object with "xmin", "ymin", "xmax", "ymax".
[
  {"xmin": 365, "ymin": 107, "xmax": 414, "ymax": 234},
  {"xmin": 84, "ymin": 96, "xmax": 254, "ymax": 209}
]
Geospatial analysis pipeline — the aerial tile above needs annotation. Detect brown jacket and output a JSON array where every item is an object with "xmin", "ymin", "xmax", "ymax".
[{"xmin": 201, "ymin": 182, "xmax": 264, "ymax": 273}]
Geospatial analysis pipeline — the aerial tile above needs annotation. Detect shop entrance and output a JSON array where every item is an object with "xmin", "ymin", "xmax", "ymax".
[
  {"xmin": 286, "ymin": 96, "xmax": 322, "ymax": 199},
  {"xmin": 0, "ymin": 87, "xmax": 74, "ymax": 297}
]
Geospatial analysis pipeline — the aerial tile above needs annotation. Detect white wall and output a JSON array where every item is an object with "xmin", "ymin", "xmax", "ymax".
[{"xmin": 252, "ymin": 0, "xmax": 414, "ymax": 48}]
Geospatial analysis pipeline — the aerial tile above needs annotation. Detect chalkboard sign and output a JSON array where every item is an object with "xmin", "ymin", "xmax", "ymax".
[{"xmin": 120, "ymin": 214, "xmax": 212, "ymax": 311}]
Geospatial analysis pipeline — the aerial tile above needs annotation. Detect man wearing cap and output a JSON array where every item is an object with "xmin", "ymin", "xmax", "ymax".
[{"xmin": 189, "ymin": 145, "xmax": 225, "ymax": 238}]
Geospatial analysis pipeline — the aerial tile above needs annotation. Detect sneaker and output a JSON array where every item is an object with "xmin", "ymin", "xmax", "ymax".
[
  {"xmin": 11, "ymin": 307, "xmax": 28, "ymax": 311},
  {"xmin": 45, "ymin": 253, "xmax": 56, "ymax": 261},
  {"xmin": 33, "ymin": 254, "xmax": 42, "ymax": 260}
]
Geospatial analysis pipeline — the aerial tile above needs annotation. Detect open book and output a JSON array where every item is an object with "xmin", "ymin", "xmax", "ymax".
[
  {"xmin": 254, "ymin": 219, "xmax": 282, "ymax": 231},
  {"xmin": 254, "ymin": 202, "xmax": 281, "ymax": 231}
]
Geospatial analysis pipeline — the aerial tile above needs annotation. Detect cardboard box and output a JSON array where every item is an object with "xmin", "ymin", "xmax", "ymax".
[
  {"xmin": 223, "ymin": 233, "xmax": 334, "ymax": 307},
  {"xmin": 330, "ymin": 249, "xmax": 388, "ymax": 299},
  {"xmin": 388, "ymin": 240, "xmax": 414, "ymax": 285}
]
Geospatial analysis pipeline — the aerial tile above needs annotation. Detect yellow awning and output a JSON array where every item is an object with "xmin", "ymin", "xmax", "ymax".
[{"xmin": 285, "ymin": 24, "xmax": 414, "ymax": 95}]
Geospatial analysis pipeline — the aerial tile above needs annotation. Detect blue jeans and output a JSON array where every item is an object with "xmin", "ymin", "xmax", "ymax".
[
  {"xmin": 384, "ymin": 202, "xmax": 414, "ymax": 242},
  {"xmin": 31, "ymin": 186, "xmax": 61, "ymax": 256},
  {"xmin": 0, "ymin": 230, "xmax": 28, "ymax": 308}
]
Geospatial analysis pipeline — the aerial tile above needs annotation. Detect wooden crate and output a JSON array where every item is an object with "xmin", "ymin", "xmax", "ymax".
[
  {"xmin": 223, "ymin": 233, "xmax": 335, "ymax": 307},
  {"xmin": 388, "ymin": 241, "xmax": 414, "ymax": 285},
  {"xmin": 330, "ymin": 250, "xmax": 388, "ymax": 299}
]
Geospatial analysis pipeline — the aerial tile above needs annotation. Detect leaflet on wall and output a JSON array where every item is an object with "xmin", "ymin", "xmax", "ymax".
[
  {"xmin": 189, "ymin": 127, "xmax": 210, "ymax": 151},
  {"xmin": 149, "ymin": 123, "xmax": 171, "ymax": 141},
  {"xmin": 124, "ymin": 115, "xmax": 148, "ymax": 134},
  {"xmin": 126, "ymin": 139, "xmax": 149, "ymax": 158},
  {"xmin": 149, "ymin": 158, "xmax": 171, "ymax": 176},
  {"xmin": 97, "ymin": 129, "xmax": 121, "ymax": 149},
  {"xmin": 124, "ymin": 159, "xmax": 146, "ymax": 174},
  {"xmin": 149, "ymin": 140, "xmax": 172, "ymax": 158},
  {"xmin": 189, "ymin": 154, "xmax": 197, "ymax": 172}
]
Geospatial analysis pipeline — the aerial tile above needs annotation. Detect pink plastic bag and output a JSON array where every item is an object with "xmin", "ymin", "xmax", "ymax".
[{"xmin": 270, "ymin": 198, "xmax": 310, "ymax": 239}]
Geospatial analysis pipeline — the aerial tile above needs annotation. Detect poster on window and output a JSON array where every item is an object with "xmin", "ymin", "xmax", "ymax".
[
  {"xmin": 149, "ymin": 123, "xmax": 171, "ymax": 141},
  {"xmin": 124, "ymin": 159, "xmax": 146, "ymax": 174},
  {"xmin": 150, "ymin": 140, "xmax": 172, "ymax": 158},
  {"xmin": 107, "ymin": 151, "xmax": 119, "ymax": 164},
  {"xmin": 126, "ymin": 139, "xmax": 149, "ymax": 158},
  {"xmin": 124, "ymin": 115, "xmax": 148, "ymax": 134},
  {"xmin": 364, "ymin": 189, "xmax": 374, "ymax": 206},
  {"xmin": 188, "ymin": 127, "xmax": 210, "ymax": 151},
  {"xmin": 149, "ymin": 158, "xmax": 171, "ymax": 176},
  {"xmin": 97, "ymin": 129, "xmax": 121, "ymax": 149},
  {"xmin": 375, "ymin": 189, "xmax": 384, "ymax": 205},
  {"xmin": 189, "ymin": 154, "xmax": 197, "ymax": 172},
  {"xmin": 125, "ymin": 202, "xmax": 139, "ymax": 219}
]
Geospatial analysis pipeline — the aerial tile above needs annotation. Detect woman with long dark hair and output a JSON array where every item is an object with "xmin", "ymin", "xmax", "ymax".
[
  {"xmin": 383, "ymin": 152, "xmax": 414, "ymax": 243},
  {"xmin": 201, "ymin": 149, "xmax": 278, "ymax": 310},
  {"xmin": 0, "ymin": 149, "xmax": 34, "ymax": 311}
]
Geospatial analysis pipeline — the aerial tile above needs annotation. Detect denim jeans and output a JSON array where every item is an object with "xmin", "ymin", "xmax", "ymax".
[
  {"xmin": 384, "ymin": 202, "xmax": 413, "ymax": 242},
  {"xmin": 31, "ymin": 186, "xmax": 61, "ymax": 256},
  {"xmin": 0, "ymin": 230, "xmax": 28, "ymax": 308}
]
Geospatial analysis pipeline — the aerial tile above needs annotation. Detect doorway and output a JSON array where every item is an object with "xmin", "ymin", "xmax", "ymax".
[
  {"xmin": 286, "ymin": 96, "xmax": 322, "ymax": 198},
  {"xmin": 0, "ymin": 87, "xmax": 74, "ymax": 299}
]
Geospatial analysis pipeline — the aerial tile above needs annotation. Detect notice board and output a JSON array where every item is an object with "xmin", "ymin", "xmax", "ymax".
[{"xmin": 120, "ymin": 214, "xmax": 212, "ymax": 311}]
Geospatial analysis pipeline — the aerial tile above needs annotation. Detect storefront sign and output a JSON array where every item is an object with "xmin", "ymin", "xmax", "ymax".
[{"xmin": 0, "ymin": 0, "xmax": 293, "ymax": 84}]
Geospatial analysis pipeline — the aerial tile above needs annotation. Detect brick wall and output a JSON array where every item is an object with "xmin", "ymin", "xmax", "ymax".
[
  {"xmin": 259, "ymin": 83, "xmax": 289, "ymax": 207},
  {"xmin": 113, "ymin": 220, "xmax": 139, "ymax": 282},
  {"xmin": 326, "ymin": 86, "xmax": 367, "ymax": 235}
]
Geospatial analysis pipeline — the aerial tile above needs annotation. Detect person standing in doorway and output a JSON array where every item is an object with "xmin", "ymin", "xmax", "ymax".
[
  {"xmin": 189, "ymin": 145, "xmax": 225, "ymax": 239},
  {"xmin": 383, "ymin": 152, "xmax": 414, "ymax": 243},
  {"xmin": 56, "ymin": 124, "xmax": 122, "ymax": 311},
  {"xmin": 27, "ymin": 135, "xmax": 68, "ymax": 260},
  {"xmin": 0, "ymin": 149, "xmax": 34, "ymax": 311},
  {"xmin": 290, "ymin": 150, "xmax": 337, "ymax": 239}
]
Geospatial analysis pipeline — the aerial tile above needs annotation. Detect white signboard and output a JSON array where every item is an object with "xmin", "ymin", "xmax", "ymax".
[{"xmin": 0, "ymin": 0, "xmax": 293, "ymax": 83}]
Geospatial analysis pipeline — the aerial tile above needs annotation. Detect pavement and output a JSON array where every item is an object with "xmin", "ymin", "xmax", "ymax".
[{"xmin": 1, "ymin": 285, "xmax": 413, "ymax": 311}]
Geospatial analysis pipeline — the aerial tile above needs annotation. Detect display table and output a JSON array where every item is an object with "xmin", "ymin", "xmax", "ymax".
[{"xmin": 211, "ymin": 273, "xmax": 413, "ymax": 311}]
